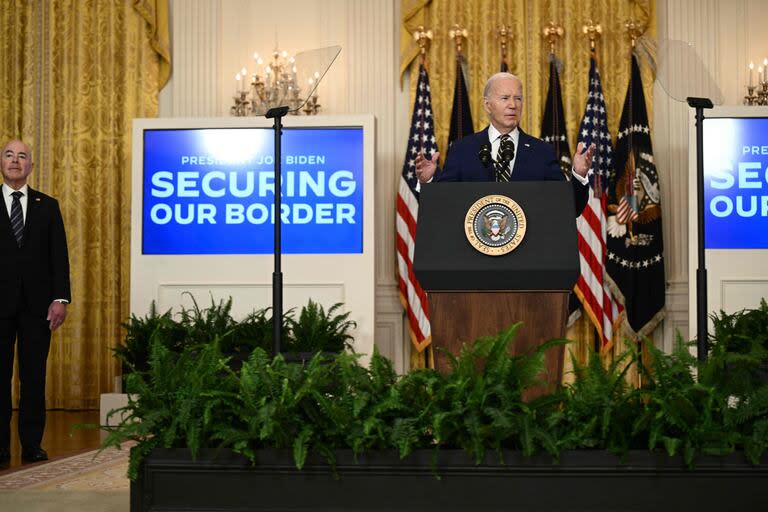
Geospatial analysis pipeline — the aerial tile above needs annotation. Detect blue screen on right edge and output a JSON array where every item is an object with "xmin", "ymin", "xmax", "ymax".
[{"xmin": 703, "ymin": 117, "xmax": 768, "ymax": 249}]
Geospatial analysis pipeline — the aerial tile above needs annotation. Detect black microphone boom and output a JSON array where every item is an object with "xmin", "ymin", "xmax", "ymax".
[
  {"xmin": 478, "ymin": 143, "xmax": 492, "ymax": 167},
  {"xmin": 499, "ymin": 138, "xmax": 515, "ymax": 166}
]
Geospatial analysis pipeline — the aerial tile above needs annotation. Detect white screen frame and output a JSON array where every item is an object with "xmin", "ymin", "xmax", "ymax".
[
  {"xmin": 688, "ymin": 106, "xmax": 768, "ymax": 337},
  {"xmin": 131, "ymin": 115, "xmax": 376, "ymax": 361}
]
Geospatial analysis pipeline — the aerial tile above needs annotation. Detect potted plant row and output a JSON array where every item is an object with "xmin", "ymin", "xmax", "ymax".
[
  {"xmin": 115, "ymin": 294, "xmax": 356, "ymax": 375},
  {"xmin": 104, "ymin": 300, "xmax": 768, "ymax": 512}
]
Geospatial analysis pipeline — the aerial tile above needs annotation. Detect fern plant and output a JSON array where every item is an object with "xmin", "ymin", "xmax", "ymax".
[
  {"xmin": 221, "ymin": 308, "xmax": 274, "ymax": 355},
  {"xmin": 725, "ymin": 385, "xmax": 768, "ymax": 464},
  {"xmin": 546, "ymin": 347, "xmax": 640, "ymax": 455},
  {"xmin": 703, "ymin": 299, "xmax": 768, "ymax": 398},
  {"xmin": 209, "ymin": 347, "xmax": 402, "ymax": 470},
  {"xmin": 102, "ymin": 335, "xmax": 240, "ymax": 479},
  {"xmin": 115, "ymin": 301, "xmax": 187, "ymax": 375},
  {"xmin": 101, "ymin": 302, "xmax": 768, "ymax": 482},
  {"xmin": 178, "ymin": 293, "xmax": 237, "ymax": 348},
  {"xmin": 285, "ymin": 300, "xmax": 356, "ymax": 354},
  {"xmin": 404, "ymin": 324, "xmax": 564, "ymax": 462},
  {"xmin": 633, "ymin": 336, "xmax": 738, "ymax": 467}
]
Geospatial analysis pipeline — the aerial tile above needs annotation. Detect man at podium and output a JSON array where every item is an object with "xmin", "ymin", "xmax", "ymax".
[{"xmin": 415, "ymin": 72, "xmax": 593, "ymax": 215}]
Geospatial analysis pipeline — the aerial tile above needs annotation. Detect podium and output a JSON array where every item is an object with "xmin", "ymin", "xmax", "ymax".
[{"xmin": 413, "ymin": 182, "xmax": 579, "ymax": 391}]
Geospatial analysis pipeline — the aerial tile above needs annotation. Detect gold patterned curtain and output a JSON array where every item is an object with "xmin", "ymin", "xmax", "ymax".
[
  {"xmin": 0, "ymin": 0, "xmax": 170, "ymax": 409},
  {"xmin": 402, "ymin": 0, "xmax": 655, "ymax": 376}
]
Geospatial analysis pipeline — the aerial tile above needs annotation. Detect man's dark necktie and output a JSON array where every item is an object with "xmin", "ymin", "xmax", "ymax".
[
  {"xmin": 10, "ymin": 190, "xmax": 24, "ymax": 247},
  {"xmin": 494, "ymin": 134, "xmax": 514, "ymax": 182}
]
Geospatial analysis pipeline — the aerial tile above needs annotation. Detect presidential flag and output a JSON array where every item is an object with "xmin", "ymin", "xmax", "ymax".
[
  {"xmin": 540, "ymin": 54, "xmax": 579, "ymax": 324},
  {"xmin": 540, "ymin": 55, "xmax": 572, "ymax": 179},
  {"xmin": 574, "ymin": 55, "xmax": 623, "ymax": 350},
  {"xmin": 606, "ymin": 54, "xmax": 665, "ymax": 337},
  {"xmin": 448, "ymin": 56, "xmax": 473, "ymax": 146},
  {"xmin": 396, "ymin": 64, "xmax": 437, "ymax": 352}
]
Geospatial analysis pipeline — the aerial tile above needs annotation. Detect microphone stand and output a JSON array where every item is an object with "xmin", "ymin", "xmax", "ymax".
[{"xmin": 266, "ymin": 105, "xmax": 289, "ymax": 356}]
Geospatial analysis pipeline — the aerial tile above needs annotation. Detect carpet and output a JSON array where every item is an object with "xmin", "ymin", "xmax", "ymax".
[{"xmin": 0, "ymin": 445, "xmax": 130, "ymax": 512}]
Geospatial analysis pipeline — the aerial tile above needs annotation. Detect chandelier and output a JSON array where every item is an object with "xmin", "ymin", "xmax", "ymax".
[{"xmin": 231, "ymin": 48, "xmax": 321, "ymax": 116}]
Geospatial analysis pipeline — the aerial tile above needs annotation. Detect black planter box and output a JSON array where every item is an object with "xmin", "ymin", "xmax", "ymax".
[{"xmin": 130, "ymin": 448, "xmax": 768, "ymax": 511}]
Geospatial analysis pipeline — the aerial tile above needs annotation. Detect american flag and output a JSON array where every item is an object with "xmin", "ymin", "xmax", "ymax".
[
  {"xmin": 396, "ymin": 64, "xmax": 437, "ymax": 352},
  {"xmin": 574, "ymin": 56, "xmax": 623, "ymax": 350}
]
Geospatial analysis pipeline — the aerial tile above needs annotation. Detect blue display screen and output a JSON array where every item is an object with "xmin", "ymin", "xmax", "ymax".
[
  {"xmin": 703, "ymin": 117, "xmax": 768, "ymax": 249},
  {"xmin": 142, "ymin": 127, "xmax": 364, "ymax": 254}
]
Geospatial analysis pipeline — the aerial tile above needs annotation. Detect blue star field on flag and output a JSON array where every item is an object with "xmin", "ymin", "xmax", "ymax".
[{"xmin": 579, "ymin": 58, "xmax": 613, "ymax": 194}]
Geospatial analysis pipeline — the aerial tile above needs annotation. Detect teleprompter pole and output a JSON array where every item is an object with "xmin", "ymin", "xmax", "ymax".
[
  {"xmin": 686, "ymin": 97, "xmax": 713, "ymax": 362},
  {"xmin": 266, "ymin": 106, "xmax": 290, "ymax": 356}
]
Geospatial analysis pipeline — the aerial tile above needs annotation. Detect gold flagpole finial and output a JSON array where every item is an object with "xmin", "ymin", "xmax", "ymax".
[
  {"xmin": 542, "ymin": 21, "xmax": 564, "ymax": 55},
  {"xmin": 413, "ymin": 25, "xmax": 433, "ymax": 57},
  {"xmin": 448, "ymin": 24, "xmax": 468, "ymax": 56},
  {"xmin": 498, "ymin": 24, "xmax": 513, "ymax": 63},
  {"xmin": 582, "ymin": 20, "xmax": 602, "ymax": 51},
  {"xmin": 624, "ymin": 18, "xmax": 644, "ymax": 48}
]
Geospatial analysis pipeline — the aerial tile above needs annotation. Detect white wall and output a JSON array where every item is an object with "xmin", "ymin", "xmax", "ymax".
[{"xmin": 155, "ymin": 0, "xmax": 768, "ymax": 367}]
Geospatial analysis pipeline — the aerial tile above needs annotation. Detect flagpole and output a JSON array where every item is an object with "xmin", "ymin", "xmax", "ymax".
[{"xmin": 687, "ymin": 97, "xmax": 713, "ymax": 362}]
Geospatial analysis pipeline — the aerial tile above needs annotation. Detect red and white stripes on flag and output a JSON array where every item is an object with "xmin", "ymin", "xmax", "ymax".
[
  {"xmin": 396, "ymin": 64, "xmax": 437, "ymax": 352},
  {"xmin": 616, "ymin": 194, "xmax": 640, "ymax": 224},
  {"xmin": 574, "ymin": 56, "xmax": 623, "ymax": 350}
]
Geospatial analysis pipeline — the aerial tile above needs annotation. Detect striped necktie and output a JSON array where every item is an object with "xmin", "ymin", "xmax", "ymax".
[
  {"xmin": 494, "ymin": 134, "xmax": 513, "ymax": 182},
  {"xmin": 10, "ymin": 190, "xmax": 24, "ymax": 247}
]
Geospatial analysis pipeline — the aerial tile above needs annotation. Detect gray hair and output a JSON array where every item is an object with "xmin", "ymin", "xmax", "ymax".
[{"xmin": 483, "ymin": 72, "xmax": 523, "ymax": 98}]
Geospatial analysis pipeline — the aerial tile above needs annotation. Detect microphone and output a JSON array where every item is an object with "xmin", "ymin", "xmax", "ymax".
[
  {"xmin": 478, "ymin": 143, "xmax": 492, "ymax": 167},
  {"xmin": 499, "ymin": 137, "xmax": 515, "ymax": 167}
]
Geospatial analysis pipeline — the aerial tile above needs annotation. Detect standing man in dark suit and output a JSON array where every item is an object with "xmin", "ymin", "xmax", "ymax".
[
  {"xmin": 0, "ymin": 139, "xmax": 71, "ymax": 465},
  {"xmin": 415, "ymin": 72, "xmax": 594, "ymax": 215}
]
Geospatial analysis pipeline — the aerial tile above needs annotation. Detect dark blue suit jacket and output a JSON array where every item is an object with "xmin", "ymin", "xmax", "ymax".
[
  {"xmin": 435, "ymin": 127, "xmax": 588, "ymax": 214},
  {"xmin": 0, "ymin": 185, "xmax": 71, "ymax": 318}
]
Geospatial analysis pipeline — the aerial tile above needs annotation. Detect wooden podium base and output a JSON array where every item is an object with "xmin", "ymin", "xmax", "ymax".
[{"xmin": 428, "ymin": 291, "xmax": 569, "ymax": 395}]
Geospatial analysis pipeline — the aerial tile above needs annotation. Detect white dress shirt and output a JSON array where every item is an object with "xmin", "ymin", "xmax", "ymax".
[{"xmin": 2, "ymin": 183, "xmax": 29, "ymax": 222}]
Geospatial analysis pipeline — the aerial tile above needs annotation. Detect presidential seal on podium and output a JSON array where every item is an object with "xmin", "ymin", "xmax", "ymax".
[{"xmin": 464, "ymin": 195, "xmax": 527, "ymax": 256}]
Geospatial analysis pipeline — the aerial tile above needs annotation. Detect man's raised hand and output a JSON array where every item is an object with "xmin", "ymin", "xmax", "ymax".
[
  {"xmin": 415, "ymin": 151, "xmax": 439, "ymax": 183},
  {"xmin": 573, "ymin": 142, "xmax": 596, "ymax": 178}
]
